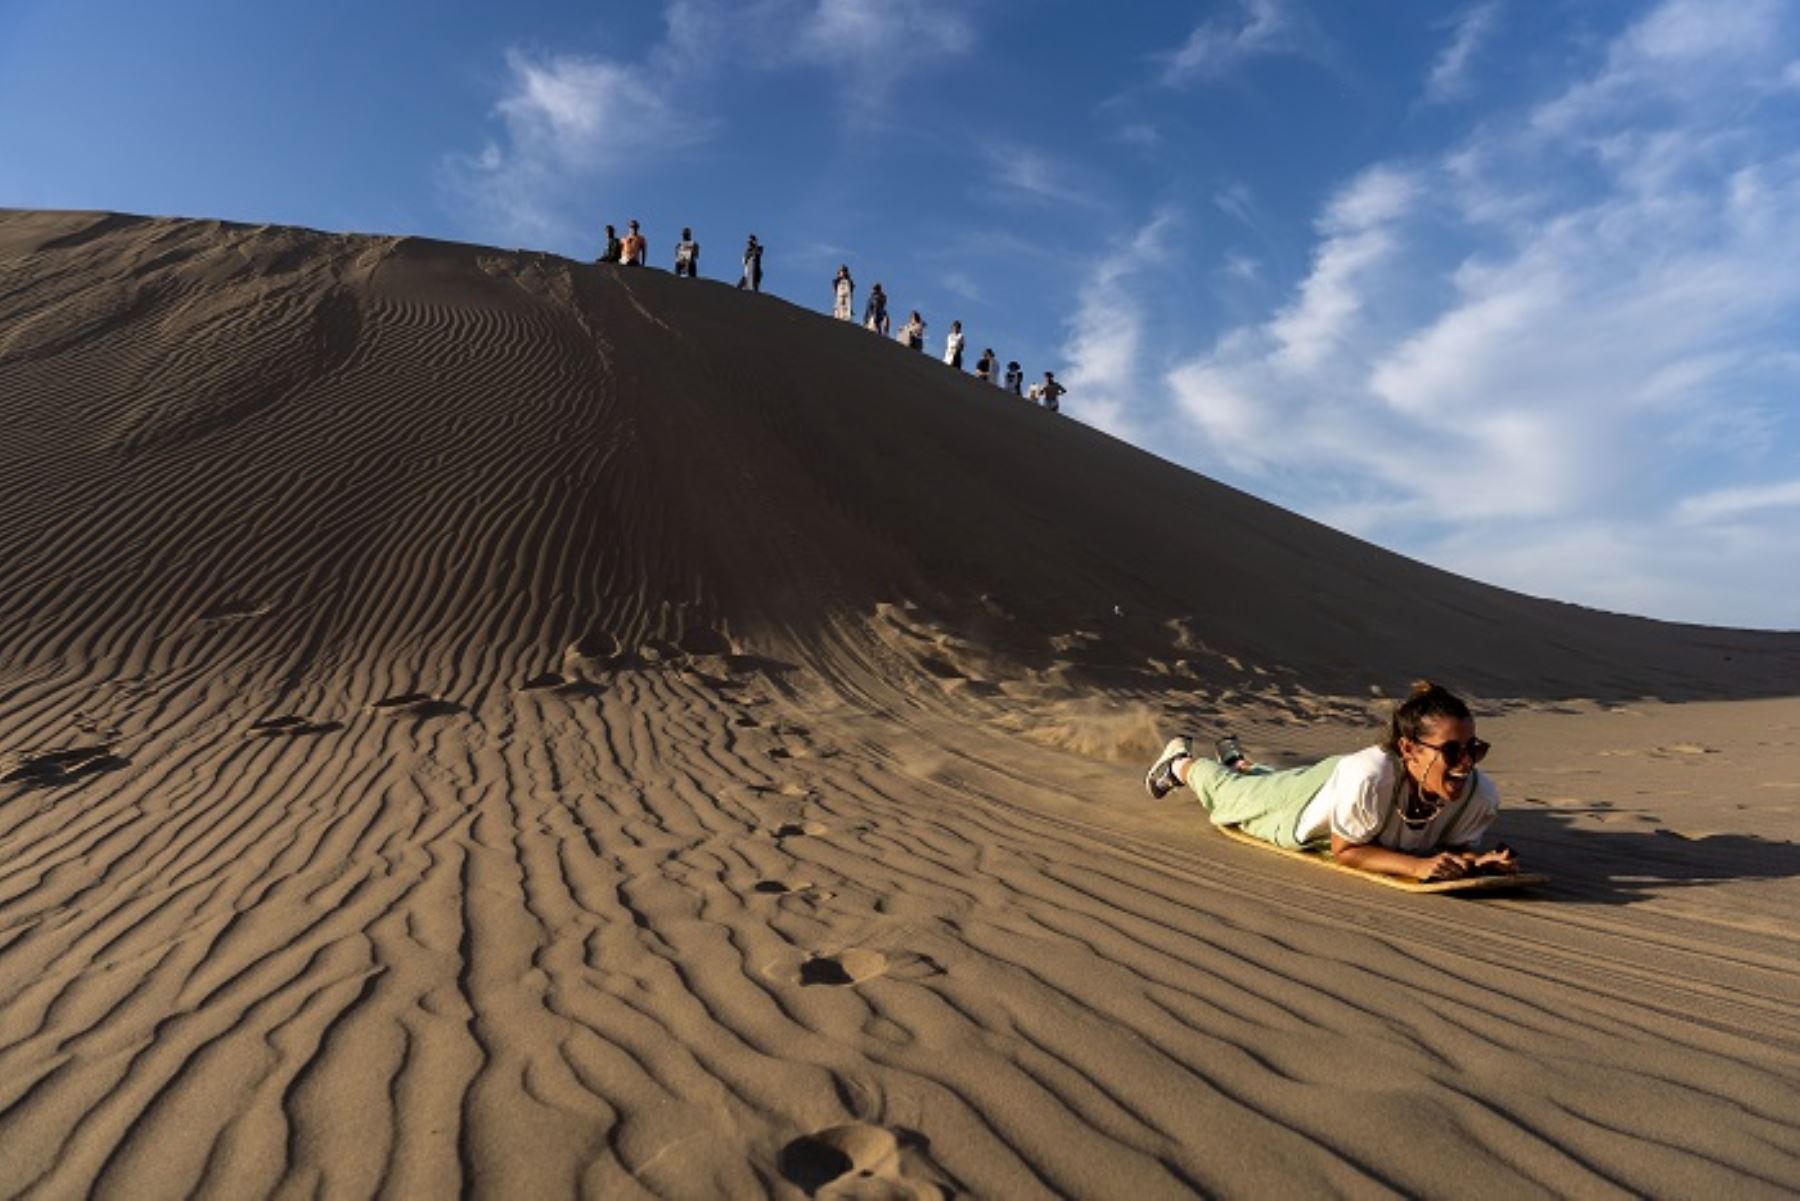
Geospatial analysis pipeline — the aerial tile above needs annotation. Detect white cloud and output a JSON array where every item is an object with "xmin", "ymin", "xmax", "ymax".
[
  {"xmin": 444, "ymin": 0, "xmax": 976, "ymax": 242},
  {"xmin": 1222, "ymin": 252, "xmax": 1261, "ymax": 282},
  {"xmin": 1676, "ymin": 479, "xmax": 1800, "ymax": 524},
  {"xmin": 1157, "ymin": 0, "xmax": 1800, "ymax": 625},
  {"xmin": 1212, "ymin": 183, "xmax": 1263, "ymax": 230},
  {"xmin": 981, "ymin": 145, "xmax": 1103, "ymax": 209},
  {"xmin": 1118, "ymin": 123, "xmax": 1161, "ymax": 148},
  {"xmin": 1532, "ymin": 0, "xmax": 1794, "ymax": 136},
  {"xmin": 942, "ymin": 270, "xmax": 984, "ymax": 303},
  {"xmin": 1240, "ymin": 165, "xmax": 1422, "ymax": 375},
  {"xmin": 493, "ymin": 49, "xmax": 710, "ymax": 173},
  {"xmin": 793, "ymin": 0, "xmax": 972, "ymax": 62},
  {"xmin": 1159, "ymin": 0, "xmax": 1310, "ymax": 85},
  {"xmin": 1425, "ymin": 3, "xmax": 1500, "ymax": 104},
  {"xmin": 1061, "ymin": 209, "xmax": 1180, "ymax": 439},
  {"xmin": 1428, "ymin": 516, "xmax": 1799, "ymax": 631}
]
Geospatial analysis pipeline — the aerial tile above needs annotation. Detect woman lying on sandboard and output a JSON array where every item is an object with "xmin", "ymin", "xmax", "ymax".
[{"xmin": 1145, "ymin": 680, "xmax": 1522, "ymax": 884}]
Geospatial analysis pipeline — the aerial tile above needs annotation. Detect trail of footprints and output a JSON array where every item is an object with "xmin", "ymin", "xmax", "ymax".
[{"xmin": 1, "ymin": 611, "xmax": 938, "ymax": 1188}]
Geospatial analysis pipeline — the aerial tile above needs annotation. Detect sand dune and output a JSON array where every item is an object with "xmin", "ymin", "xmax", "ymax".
[{"xmin": 1, "ymin": 209, "xmax": 1796, "ymax": 1198}]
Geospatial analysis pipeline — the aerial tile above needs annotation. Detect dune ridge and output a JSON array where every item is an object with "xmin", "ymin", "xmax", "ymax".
[{"xmin": 1, "ymin": 209, "xmax": 1797, "ymax": 1198}]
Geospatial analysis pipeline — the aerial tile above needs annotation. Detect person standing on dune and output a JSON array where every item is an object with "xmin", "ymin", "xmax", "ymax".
[
  {"xmin": 674, "ymin": 228, "xmax": 700, "ymax": 277},
  {"xmin": 898, "ymin": 311, "xmax": 926, "ymax": 351},
  {"xmin": 1144, "ymin": 681, "xmax": 1522, "ymax": 883},
  {"xmin": 975, "ymin": 348, "xmax": 996, "ymax": 383},
  {"xmin": 944, "ymin": 321, "xmax": 965, "ymax": 369},
  {"xmin": 1003, "ymin": 361, "xmax": 1023, "ymax": 395},
  {"xmin": 600, "ymin": 224, "xmax": 621, "ymax": 265},
  {"xmin": 833, "ymin": 265, "xmax": 855, "ymax": 320},
  {"xmin": 739, "ymin": 235, "xmax": 763, "ymax": 291},
  {"xmin": 622, "ymin": 220, "xmax": 646, "ymax": 266},
  {"xmin": 1038, "ymin": 370, "xmax": 1065, "ymax": 412},
  {"xmin": 864, "ymin": 283, "xmax": 889, "ymax": 335}
]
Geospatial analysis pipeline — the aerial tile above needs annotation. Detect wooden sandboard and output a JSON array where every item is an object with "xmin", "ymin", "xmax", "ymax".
[{"xmin": 1214, "ymin": 824, "xmax": 1549, "ymax": 894}]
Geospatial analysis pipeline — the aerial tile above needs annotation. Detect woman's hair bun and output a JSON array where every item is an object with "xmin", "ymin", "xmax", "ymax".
[{"xmin": 1384, "ymin": 680, "xmax": 1471, "ymax": 752}]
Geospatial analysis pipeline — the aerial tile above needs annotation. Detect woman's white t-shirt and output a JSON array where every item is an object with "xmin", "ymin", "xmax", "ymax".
[{"xmin": 1293, "ymin": 745, "xmax": 1499, "ymax": 852}]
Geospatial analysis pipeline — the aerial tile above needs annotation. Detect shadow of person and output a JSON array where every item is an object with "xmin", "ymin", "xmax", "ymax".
[{"xmin": 1495, "ymin": 805, "xmax": 1800, "ymax": 905}]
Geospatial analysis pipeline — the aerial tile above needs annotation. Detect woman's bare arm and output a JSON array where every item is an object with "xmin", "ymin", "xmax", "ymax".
[{"xmin": 1331, "ymin": 834, "xmax": 1475, "ymax": 881}]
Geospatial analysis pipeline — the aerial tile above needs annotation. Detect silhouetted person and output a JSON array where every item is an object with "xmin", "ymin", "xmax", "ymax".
[
  {"xmin": 1038, "ymin": 371, "xmax": 1066, "ymax": 412},
  {"xmin": 864, "ymin": 283, "xmax": 889, "ymax": 335},
  {"xmin": 1003, "ymin": 361, "xmax": 1023, "ymax": 395},
  {"xmin": 975, "ymin": 348, "xmax": 996, "ymax": 383},
  {"xmin": 944, "ymin": 320, "xmax": 965, "ymax": 369},
  {"xmin": 600, "ymin": 224, "xmax": 621, "ymax": 265},
  {"xmin": 833, "ymin": 265, "xmax": 855, "ymax": 320},
  {"xmin": 739, "ymin": 235, "xmax": 763, "ymax": 291},
  {"xmin": 675, "ymin": 228, "xmax": 699, "ymax": 277}
]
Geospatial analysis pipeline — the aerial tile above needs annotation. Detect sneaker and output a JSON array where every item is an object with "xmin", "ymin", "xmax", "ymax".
[{"xmin": 1145, "ymin": 736, "xmax": 1194, "ymax": 799}]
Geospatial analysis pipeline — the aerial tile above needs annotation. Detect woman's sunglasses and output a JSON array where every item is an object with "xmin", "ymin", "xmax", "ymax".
[{"xmin": 1412, "ymin": 737, "xmax": 1491, "ymax": 767}]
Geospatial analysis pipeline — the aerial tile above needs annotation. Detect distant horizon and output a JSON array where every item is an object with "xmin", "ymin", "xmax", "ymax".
[{"xmin": 3, "ymin": 0, "xmax": 1796, "ymax": 629}]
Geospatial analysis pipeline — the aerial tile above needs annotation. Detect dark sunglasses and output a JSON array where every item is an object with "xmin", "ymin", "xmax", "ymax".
[{"xmin": 1412, "ymin": 736, "xmax": 1491, "ymax": 767}]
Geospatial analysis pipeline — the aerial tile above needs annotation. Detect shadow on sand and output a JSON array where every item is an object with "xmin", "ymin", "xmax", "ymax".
[{"xmin": 1496, "ymin": 806, "xmax": 1800, "ymax": 905}]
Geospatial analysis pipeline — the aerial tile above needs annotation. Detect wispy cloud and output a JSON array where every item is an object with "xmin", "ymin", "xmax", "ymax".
[
  {"xmin": 1061, "ymin": 209, "xmax": 1180, "ymax": 440},
  {"xmin": 443, "ymin": 0, "xmax": 978, "ymax": 243},
  {"xmin": 941, "ymin": 270, "xmax": 984, "ymax": 303},
  {"xmin": 1221, "ymin": 252, "xmax": 1261, "ymax": 282},
  {"xmin": 980, "ymin": 145, "xmax": 1104, "ymax": 209},
  {"xmin": 1676, "ymin": 478, "xmax": 1800, "ymax": 524},
  {"xmin": 1117, "ymin": 123, "xmax": 1161, "ymax": 149},
  {"xmin": 492, "ymin": 48, "xmax": 712, "ymax": 174},
  {"xmin": 1159, "ymin": 0, "xmax": 1800, "ymax": 624},
  {"xmin": 1531, "ymin": 0, "xmax": 1794, "ymax": 136},
  {"xmin": 1159, "ymin": 0, "xmax": 1313, "ymax": 85},
  {"xmin": 1211, "ymin": 183, "xmax": 1263, "ymax": 230},
  {"xmin": 1425, "ymin": 3, "xmax": 1500, "ymax": 105}
]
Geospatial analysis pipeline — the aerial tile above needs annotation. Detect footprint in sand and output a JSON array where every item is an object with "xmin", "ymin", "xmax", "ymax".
[
  {"xmin": 772, "ymin": 820, "xmax": 828, "ymax": 839},
  {"xmin": 516, "ymin": 671, "xmax": 603, "ymax": 698},
  {"xmin": 562, "ymin": 632, "xmax": 623, "ymax": 672},
  {"xmin": 195, "ymin": 599, "xmax": 271, "ymax": 624},
  {"xmin": 248, "ymin": 716, "xmax": 343, "ymax": 737},
  {"xmin": 367, "ymin": 692, "xmax": 462, "ymax": 718},
  {"xmin": 753, "ymin": 879, "xmax": 825, "ymax": 898},
  {"xmin": 778, "ymin": 1123, "xmax": 946, "ymax": 1198},
  {"xmin": 2, "ymin": 745, "xmax": 130, "ymax": 786},
  {"xmin": 799, "ymin": 949, "xmax": 890, "ymax": 987}
]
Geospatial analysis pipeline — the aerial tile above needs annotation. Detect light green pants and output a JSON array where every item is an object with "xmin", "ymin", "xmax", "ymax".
[{"xmin": 1185, "ymin": 756, "xmax": 1343, "ymax": 849}]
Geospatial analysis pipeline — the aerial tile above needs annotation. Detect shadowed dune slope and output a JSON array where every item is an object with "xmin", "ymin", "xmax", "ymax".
[
  {"xmin": 1, "ymin": 209, "xmax": 1794, "ymax": 706},
  {"xmin": 2, "ymin": 210, "xmax": 1798, "ymax": 1201}
]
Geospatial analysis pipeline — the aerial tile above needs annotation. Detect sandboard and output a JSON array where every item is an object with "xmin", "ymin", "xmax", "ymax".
[{"xmin": 1214, "ymin": 824, "xmax": 1549, "ymax": 893}]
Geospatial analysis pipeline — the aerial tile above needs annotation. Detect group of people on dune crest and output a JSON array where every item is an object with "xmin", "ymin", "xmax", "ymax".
[
  {"xmin": 595, "ymin": 219, "xmax": 1066, "ymax": 413},
  {"xmin": 832, "ymin": 265, "xmax": 1064, "ymax": 411},
  {"xmin": 601, "ymin": 220, "xmax": 761, "ymax": 292}
]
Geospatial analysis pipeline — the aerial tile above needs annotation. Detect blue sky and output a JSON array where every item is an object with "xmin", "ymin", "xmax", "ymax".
[{"xmin": 4, "ymin": 0, "xmax": 1797, "ymax": 629}]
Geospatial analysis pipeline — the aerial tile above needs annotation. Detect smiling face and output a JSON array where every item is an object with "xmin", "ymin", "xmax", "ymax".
[{"xmin": 1400, "ymin": 714, "xmax": 1479, "ymax": 802}]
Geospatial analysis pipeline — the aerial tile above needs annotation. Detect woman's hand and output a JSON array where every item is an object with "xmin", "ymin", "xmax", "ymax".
[
  {"xmin": 1471, "ymin": 844, "xmax": 1519, "ymax": 874},
  {"xmin": 1417, "ymin": 852, "xmax": 1477, "ymax": 882}
]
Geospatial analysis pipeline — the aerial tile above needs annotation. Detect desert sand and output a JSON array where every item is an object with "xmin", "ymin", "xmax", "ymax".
[{"xmin": 1, "ymin": 209, "xmax": 1796, "ymax": 1199}]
